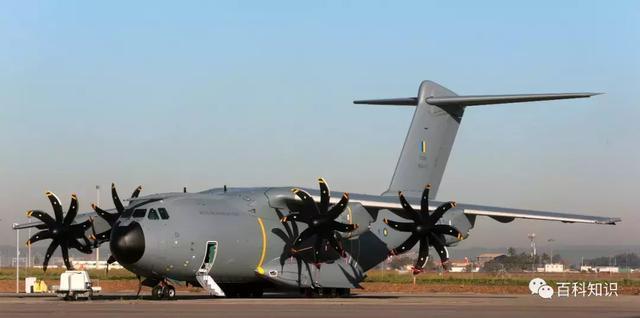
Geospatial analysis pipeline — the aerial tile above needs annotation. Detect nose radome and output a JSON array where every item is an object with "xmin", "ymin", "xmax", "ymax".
[{"xmin": 110, "ymin": 221, "xmax": 145, "ymax": 264}]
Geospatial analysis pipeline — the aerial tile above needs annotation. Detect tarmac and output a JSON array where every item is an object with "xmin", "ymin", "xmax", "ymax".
[{"xmin": 0, "ymin": 292, "xmax": 638, "ymax": 318}]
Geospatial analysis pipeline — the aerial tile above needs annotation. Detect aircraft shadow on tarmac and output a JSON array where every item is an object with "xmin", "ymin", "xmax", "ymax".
[{"xmin": 75, "ymin": 293, "xmax": 517, "ymax": 301}]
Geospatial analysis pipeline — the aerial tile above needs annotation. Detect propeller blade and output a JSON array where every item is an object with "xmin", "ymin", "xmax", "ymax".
[
  {"xmin": 271, "ymin": 228, "xmax": 289, "ymax": 245},
  {"xmin": 389, "ymin": 234, "xmax": 420, "ymax": 256},
  {"xmin": 398, "ymin": 192, "xmax": 420, "ymax": 222},
  {"xmin": 63, "ymin": 194, "xmax": 79, "ymax": 226},
  {"xmin": 26, "ymin": 210, "xmax": 56, "ymax": 227},
  {"xmin": 433, "ymin": 224, "xmax": 463, "ymax": 240},
  {"xmin": 92, "ymin": 229, "xmax": 111, "ymax": 245},
  {"xmin": 280, "ymin": 212, "xmax": 310, "ymax": 224},
  {"xmin": 92, "ymin": 203, "xmax": 119, "ymax": 225},
  {"xmin": 429, "ymin": 201, "xmax": 456, "ymax": 225},
  {"xmin": 70, "ymin": 218, "xmax": 94, "ymax": 235},
  {"xmin": 326, "ymin": 192, "xmax": 349, "ymax": 220},
  {"xmin": 318, "ymin": 178, "xmax": 330, "ymax": 214},
  {"xmin": 293, "ymin": 227, "xmax": 316, "ymax": 247},
  {"xmin": 326, "ymin": 232, "xmax": 346, "ymax": 258},
  {"xmin": 329, "ymin": 220, "xmax": 357, "ymax": 233},
  {"xmin": 26, "ymin": 230, "xmax": 54, "ymax": 246},
  {"xmin": 420, "ymin": 184, "xmax": 431, "ymax": 216},
  {"xmin": 313, "ymin": 235, "xmax": 323, "ymax": 260},
  {"xmin": 46, "ymin": 191, "xmax": 64, "ymax": 222},
  {"xmin": 135, "ymin": 275, "xmax": 142, "ymax": 297},
  {"xmin": 271, "ymin": 228, "xmax": 293, "ymax": 265},
  {"xmin": 42, "ymin": 239, "xmax": 60, "ymax": 272},
  {"xmin": 106, "ymin": 255, "xmax": 116, "ymax": 274},
  {"xmin": 61, "ymin": 241, "xmax": 73, "ymax": 270},
  {"xmin": 429, "ymin": 233, "xmax": 450, "ymax": 264},
  {"xmin": 69, "ymin": 238, "xmax": 93, "ymax": 254},
  {"xmin": 383, "ymin": 219, "xmax": 414, "ymax": 232},
  {"xmin": 275, "ymin": 209, "xmax": 295, "ymax": 238},
  {"xmin": 415, "ymin": 236, "xmax": 431, "ymax": 272},
  {"xmin": 292, "ymin": 188, "xmax": 320, "ymax": 217},
  {"xmin": 131, "ymin": 185, "xmax": 143, "ymax": 199},
  {"xmin": 111, "ymin": 183, "xmax": 125, "ymax": 214}
]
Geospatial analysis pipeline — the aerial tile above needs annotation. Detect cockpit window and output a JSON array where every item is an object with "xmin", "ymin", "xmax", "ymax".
[
  {"xmin": 132, "ymin": 209, "xmax": 147, "ymax": 218},
  {"xmin": 158, "ymin": 207, "xmax": 170, "ymax": 220},
  {"xmin": 121, "ymin": 209, "xmax": 133, "ymax": 218},
  {"xmin": 148, "ymin": 209, "xmax": 159, "ymax": 220}
]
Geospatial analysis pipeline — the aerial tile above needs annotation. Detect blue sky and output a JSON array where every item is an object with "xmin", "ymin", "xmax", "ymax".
[{"xmin": 0, "ymin": 1, "xmax": 638, "ymax": 248}]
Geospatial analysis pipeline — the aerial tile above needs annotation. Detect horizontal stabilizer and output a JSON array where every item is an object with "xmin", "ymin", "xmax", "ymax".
[
  {"xmin": 353, "ymin": 97, "xmax": 418, "ymax": 106},
  {"xmin": 427, "ymin": 93, "xmax": 601, "ymax": 107},
  {"xmin": 354, "ymin": 93, "xmax": 600, "ymax": 107}
]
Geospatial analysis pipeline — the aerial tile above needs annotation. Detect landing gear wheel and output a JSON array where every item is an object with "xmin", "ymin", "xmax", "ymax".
[
  {"xmin": 322, "ymin": 288, "xmax": 337, "ymax": 298},
  {"xmin": 152, "ymin": 285, "xmax": 165, "ymax": 299},
  {"xmin": 251, "ymin": 288, "xmax": 263, "ymax": 298},
  {"xmin": 337, "ymin": 288, "xmax": 351, "ymax": 298},
  {"xmin": 163, "ymin": 285, "xmax": 176, "ymax": 299}
]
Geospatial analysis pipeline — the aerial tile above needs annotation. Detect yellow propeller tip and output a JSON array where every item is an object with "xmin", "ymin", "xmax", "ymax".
[
  {"xmin": 45, "ymin": 191, "xmax": 53, "ymax": 196},
  {"xmin": 451, "ymin": 202, "xmax": 457, "ymax": 207},
  {"xmin": 26, "ymin": 210, "xmax": 33, "ymax": 217},
  {"xmin": 318, "ymin": 178, "xmax": 326, "ymax": 183},
  {"xmin": 425, "ymin": 184, "xmax": 432, "ymax": 189},
  {"xmin": 291, "ymin": 188, "xmax": 299, "ymax": 193},
  {"xmin": 383, "ymin": 218, "xmax": 389, "ymax": 224}
]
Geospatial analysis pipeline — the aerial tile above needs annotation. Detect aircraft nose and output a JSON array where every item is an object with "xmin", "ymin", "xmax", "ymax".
[{"xmin": 110, "ymin": 221, "xmax": 145, "ymax": 264}]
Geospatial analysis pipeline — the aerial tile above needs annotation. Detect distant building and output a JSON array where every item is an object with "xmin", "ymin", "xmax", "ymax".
[
  {"xmin": 580, "ymin": 265, "xmax": 620, "ymax": 273},
  {"xmin": 72, "ymin": 260, "xmax": 123, "ymax": 270},
  {"xmin": 477, "ymin": 253, "xmax": 506, "ymax": 267},
  {"xmin": 543, "ymin": 263, "xmax": 564, "ymax": 272},
  {"xmin": 449, "ymin": 258, "xmax": 471, "ymax": 272}
]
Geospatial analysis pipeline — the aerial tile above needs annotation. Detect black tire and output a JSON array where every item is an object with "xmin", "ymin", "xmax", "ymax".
[
  {"xmin": 251, "ymin": 288, "xmax": 264, "ymax": 298},
  {"xmin": 322, "ymin": 288, "xmax": 336, "ymax": 298},
  {"xmin": 164, "ymin": 285, "xmax": 176, "ymax": 299},
  {"xmin": 337, "ymin": 288, "xmax": 351, "ymax": 298},
  {"xmin": 152, "ymin": 285, "xmax": 165, "ymax": 300}
]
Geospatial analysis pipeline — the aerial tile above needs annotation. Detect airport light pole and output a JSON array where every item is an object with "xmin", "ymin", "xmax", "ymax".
[
  {"xmin": 528, "ymin": 233, "xmax": 536, "ymax": 272},
  {"xmin": 14, "ymin": 223, "xmax": 19, "ymax": 294},
  {"xmin": 27, "ymin": 218, "xmax": 31, "ymax": 269},
  {"xmin": 96, "ymin": 185, "xmax": 100, "ymax": 267},
  {"xmin": 548, "ymin": 238, "xmax": 555, "ymax": 263}
]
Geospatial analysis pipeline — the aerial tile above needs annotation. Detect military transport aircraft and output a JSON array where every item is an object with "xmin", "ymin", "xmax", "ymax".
[{"xmin": 13, "ymin": 80, "xmax": 620, "ymax": 299}]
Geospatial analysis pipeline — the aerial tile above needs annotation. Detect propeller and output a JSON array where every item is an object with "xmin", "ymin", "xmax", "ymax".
[
  {"xmin": 384, "ymin": 184, "xmax": 463, "ymax": 274},
  {"xmin": 90, "ymin": 183, "xmax": 142, "ymax": 245},
  {"xmin": 280, "ymin": 178, "xmax": 358, "ymax": 263},
  {"xmin": 26, "ymin": 192, "xmax": 94, "ymax": 271}
]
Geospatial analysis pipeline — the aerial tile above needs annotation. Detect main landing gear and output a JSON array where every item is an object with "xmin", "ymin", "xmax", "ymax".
[
  {"xmin": 301, "ymin": 288, "xmax": 351, "ymax": 298},
  {"xmin": 151, "ymin": 282, "xmax": 176, "ymax": 300}
]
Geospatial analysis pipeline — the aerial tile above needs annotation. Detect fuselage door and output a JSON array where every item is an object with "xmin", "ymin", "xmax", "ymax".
[{"xmin": 199, "ymin": 241, "xmax": 218, "ymax": 274}]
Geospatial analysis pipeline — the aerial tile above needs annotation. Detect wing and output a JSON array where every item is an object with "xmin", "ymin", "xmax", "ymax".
[
  {"xmin": 327, "ymin": 194, "xmax": 621, "ymax": 225},
  {"xmin": 13, "ymin": 210, "xmax": 102, "ymax": 230},
  {"xmin": 457, "ymin": 203, "xmax": 620, "ymax": 225}
]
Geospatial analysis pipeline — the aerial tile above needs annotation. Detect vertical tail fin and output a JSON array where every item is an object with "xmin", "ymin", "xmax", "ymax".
[{"xmin": 354, "ymin": 80, "xmax": 599, "ymax": 199}]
